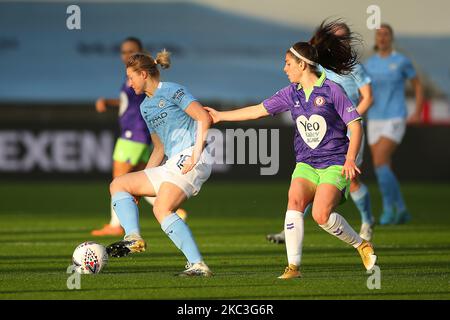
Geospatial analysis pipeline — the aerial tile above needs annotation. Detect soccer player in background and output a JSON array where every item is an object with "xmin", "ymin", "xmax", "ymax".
[
  {"xmin": 267, "ymin": 21, "xmax": 375, "ymax": 243},
  {"xmin": 364, "ymin": 24, "xmax": 424, "ymax": 225},
  {"xmin": 91, "ymin": 37, "xmax": 186, "ymax": 236},
  {"xmin": 206, "ymin": 21, "xmax": 377, "ymax": 279},
  {"xmin": 106, "ymin": 51, "xmax": 214, "ymax": 277}
]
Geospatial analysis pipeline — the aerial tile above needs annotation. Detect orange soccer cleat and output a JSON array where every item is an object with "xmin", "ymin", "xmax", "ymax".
[{"xmin": 91, "ymin": 224, "xmax": 124, "ymax": 237}]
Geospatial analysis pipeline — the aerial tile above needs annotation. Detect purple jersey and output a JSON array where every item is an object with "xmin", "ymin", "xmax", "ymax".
[
  {"xmin": 118, "ymin": 81, "xmax": 151, "ymax": 144},
  {"xmin": 263, "ymin": 75, "xmax": 361, "ymax": 168}
]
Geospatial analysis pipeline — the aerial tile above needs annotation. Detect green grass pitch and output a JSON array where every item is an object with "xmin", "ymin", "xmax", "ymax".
[{"xmin": 0, "ymin": 181, "xmax": 449, "ymax": 299}]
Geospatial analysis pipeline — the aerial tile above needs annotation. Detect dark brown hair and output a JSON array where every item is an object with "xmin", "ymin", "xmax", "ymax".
[
  {"xmin": 123, "ymin": 37, "xmax": 143, "ymax": 51},
  {"xmin": 289, "ymin": 19, "xmax": 360, "ymax": 75}
]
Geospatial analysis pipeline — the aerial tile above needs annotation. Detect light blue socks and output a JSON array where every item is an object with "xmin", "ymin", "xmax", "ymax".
[
  {"xmin": 111, "ymin": 192, "xmax": 140, "ymax": 236},
  {"xmin": 161, "ymin": 213, "xmax": 202, "ymax": 264},
  {"xmin": 375, "ymin": 165, "xmax": 407, "ymax": 213},
  {"xmin": 112, "ymin": 193, "xmax": 202, "ymax": 263},
  {"xmin": 350, "ymin": 183, "xmax": 374, "ymax": 224}
]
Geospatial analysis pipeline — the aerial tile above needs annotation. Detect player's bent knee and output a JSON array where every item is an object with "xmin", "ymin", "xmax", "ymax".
[
  {"xmin": 312, "ymin": 210, "xmax": 330, "ymax": 225},
  {"xmin": 372, "ymin": 153, "xmax": 390, "ymax": 168},
  {"xmin": 287, "ymin": 196, "xmax": 309, "ymax": 212},
  {"xmin": 152, "ymin": 205, "xmax": 171, "ymax": 222},
  {"xmin": 110, "ymin": 176, "xmax": 126, "ymax": 195},
  {"xmin": 109, "ymin": 178, "xmax": 119, "ymax": 195},
  {"xmin": 349, "ymin": 179, "xmax": 360, "ymax": 192}
]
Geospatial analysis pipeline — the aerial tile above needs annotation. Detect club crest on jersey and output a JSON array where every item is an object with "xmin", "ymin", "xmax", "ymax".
[
  {"xmin": 158, "ymin": 99, "xmax": 165, "ymax": 108},
  {"xmin": 314, "ymin": 96, "xmax": 326, "ymax": 107}
]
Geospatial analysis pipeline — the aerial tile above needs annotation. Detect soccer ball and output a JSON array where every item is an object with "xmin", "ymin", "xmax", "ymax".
[{"xmin": 72, "ymin": 241, "xmax": 108, "ymax": 274}]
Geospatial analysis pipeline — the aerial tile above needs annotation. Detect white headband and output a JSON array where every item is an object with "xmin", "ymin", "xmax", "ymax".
[{"xmin": 289, "ymin": 47, "xmax": 318, "ymax": 66}]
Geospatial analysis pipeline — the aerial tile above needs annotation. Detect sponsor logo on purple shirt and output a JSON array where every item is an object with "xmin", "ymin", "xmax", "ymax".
[{"xmin": 263, "ymin": 79, "xmax": 361, "ymax": 168}]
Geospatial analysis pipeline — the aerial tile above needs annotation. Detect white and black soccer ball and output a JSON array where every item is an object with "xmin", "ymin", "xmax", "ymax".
[{"xmin": 72, "ymin": 241, "xmax": 108, "ymax": 274}]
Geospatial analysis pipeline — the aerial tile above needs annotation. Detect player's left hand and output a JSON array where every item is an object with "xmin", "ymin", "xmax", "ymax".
[
  {"xmin": 342, "ymin": 158, "xmax": 361, "ymax": 180},
  {"xmin": 181, "ymin": 154, "xmax": 198, "ymax": 175}
]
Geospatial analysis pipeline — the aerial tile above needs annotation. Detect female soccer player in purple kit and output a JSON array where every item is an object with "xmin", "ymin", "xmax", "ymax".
[
  {"xmin": 206, "ymin": 21, "xmax": 377, "ymax": 279},
  {"xmin": 91, "ymin": 37, "xmax": 151, "ymax": 236},
  {"xmin": 267, "ymin": 21, "xmax": 375, "ymax": 244}
]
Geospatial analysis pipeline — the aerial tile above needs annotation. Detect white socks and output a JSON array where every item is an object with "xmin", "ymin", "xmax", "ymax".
[
  {"xmin": 109, "ymin": 203, "xmax": 121, "ymax": 227},
  {"xmin": 319, "ymin": 212, "xmax": 363, "ymax": 248},
  {"xmin": 284, "ymin": 210, "xmax": 304, "ymax": 266}
]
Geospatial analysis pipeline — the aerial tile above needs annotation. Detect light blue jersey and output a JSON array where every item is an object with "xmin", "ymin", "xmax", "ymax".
[
  {"xmin": 364, "ymin": 51, "xmax": 416, "ymax": 120},
  {"xmin": 140, "ymin": 82, "xmax": 197, "ymax": 158},
  {"xmin": 323, "ymin": 64, "xmax": 371, "ymax": 106}
]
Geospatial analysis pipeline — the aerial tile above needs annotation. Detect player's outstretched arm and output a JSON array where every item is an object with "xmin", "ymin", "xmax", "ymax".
[
  {"xmin": 95, "ymin": 98, "xmax": 120, "ymax": 112},
  {"xmin": 205, "ymin": 103, "xmax": 269, "ymax": 124}
]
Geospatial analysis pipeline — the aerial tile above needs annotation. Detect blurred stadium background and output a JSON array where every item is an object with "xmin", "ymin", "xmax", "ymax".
[
  {"xmin": 1, "ymin": 0, "xmax": 449, "ymax": 181},
  {"xmin": 0, "ymin": 0, "xmax": 449, "ymax": 299}
]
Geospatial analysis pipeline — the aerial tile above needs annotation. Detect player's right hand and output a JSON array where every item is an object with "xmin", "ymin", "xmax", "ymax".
[
  {"xmin": 204, "ymin": 106, "xmax": 221, "ymax": 124},
  {"xmin": 342, "ymin": 158, "xmax": 361, "ymax": 180},
  {"xmin": 95, "ymin": 98, "xmax": 107, "ymax": 113}
]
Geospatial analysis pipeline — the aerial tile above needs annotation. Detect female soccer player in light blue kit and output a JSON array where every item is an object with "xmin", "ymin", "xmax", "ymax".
[
  {"xmin": 267, "ymin": 22, "xmax": 375, "ymax": 242},
  {"xmin": 91, "ymin": 38, "xmax": 188, "ymax": 237},
  {"xmin": 207, "ymin": 21, "xmax": 377, "ymax": 279},
  {"xmin": 365, "ymin": 24, "xmax": 424, "ymax": 225},
  {"xmin": 106, "ymin": 50, "xmax": 213, "ymax": 277}
]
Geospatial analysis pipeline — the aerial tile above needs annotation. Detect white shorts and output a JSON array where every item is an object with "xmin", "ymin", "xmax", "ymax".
[
  {"xmin": 144, "ymin": 146, "xmax": 212, "ymax": 198},
  {"xmin": 367, "ymin": 118, "xmax": 406, "ymax": 145}
]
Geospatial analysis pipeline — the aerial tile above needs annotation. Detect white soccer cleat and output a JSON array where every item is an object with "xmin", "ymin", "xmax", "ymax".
[
  {"xmin": 179, "ymin": 261, "xmax": 213, "ymax": 277},
  {"xmin": 266, "ymin": 230, "xmax": 285, "ymax": 244},
  {"xmin": 359, "ymin": 223, "xmax": 374, "ymax": 241}
]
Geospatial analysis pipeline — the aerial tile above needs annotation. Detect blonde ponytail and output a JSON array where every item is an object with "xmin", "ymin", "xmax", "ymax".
[{"xmin": 155, "ymin": 49, "xmax": 171, "ymax": 69}]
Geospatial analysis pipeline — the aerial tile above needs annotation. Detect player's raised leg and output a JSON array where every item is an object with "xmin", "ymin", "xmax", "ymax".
[
  {"xmin": 313, "ymin": 183, "xmax": 377, "ymax": 271},
  {"xmin": 154, "ymin": 182, "xmax": 212, "ymax": 277},
  {"xmin": 106, "ymin": 170, "xmax": 156, "ymax": 257},
  {"xmin": 278, "ymin": 177, "xmax": 315, "ymax": 279}
]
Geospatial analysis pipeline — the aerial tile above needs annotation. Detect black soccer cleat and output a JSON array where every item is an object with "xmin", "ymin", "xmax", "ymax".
[{"xmin": 106, "ymin": 238, "xmax": 146, "ymax": 258}]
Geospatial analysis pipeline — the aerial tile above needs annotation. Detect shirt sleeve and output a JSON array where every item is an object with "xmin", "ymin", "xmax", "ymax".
[
  {"xmin": 402, "ymin": 56, "xmax": 417, "ymax": 80},
  {"xmin": 353, "ymin": 64, "xmax": 371, "ymax": 88},
  {"xmin": 331, "ymin": 84, "xmax": 361, "ymax": 125},
  {"xmin": 169, "ymin": 84, "xmax": 197, "ymax": 111},
  {"xmin": 262, "ymin": 86, "xmax": 292, "ymax": 116}
]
